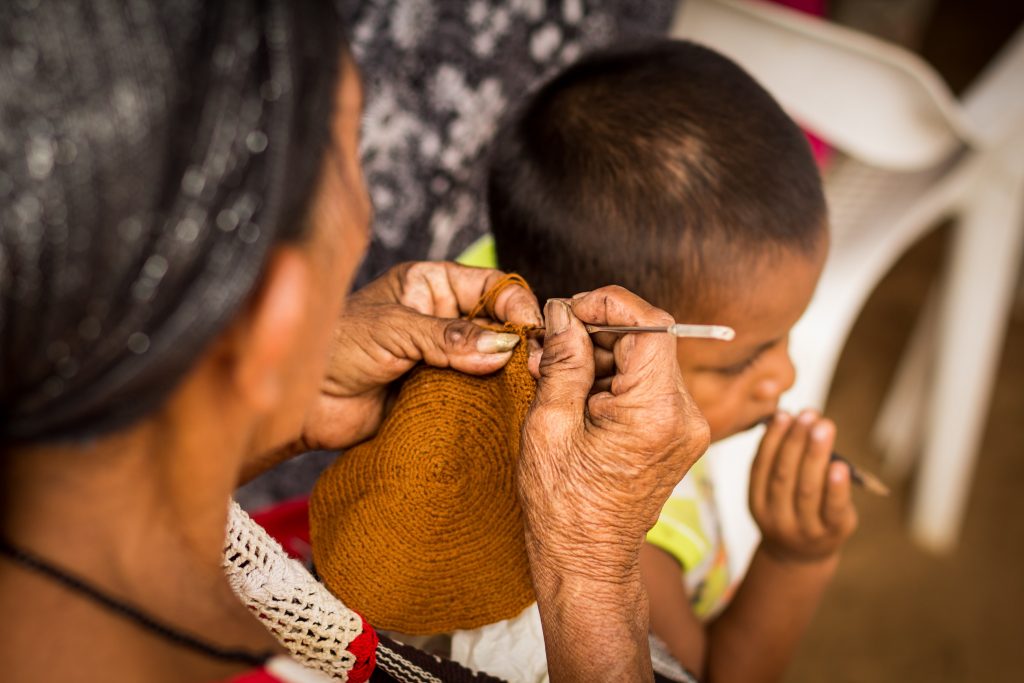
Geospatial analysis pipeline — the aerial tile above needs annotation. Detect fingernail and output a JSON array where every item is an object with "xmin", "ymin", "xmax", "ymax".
[
  {"xmin": 477, "ymin": 332, "xmax": 520, "ymax": 353},
  {"xmin": 545, "ymin": 299, "xmax": 571, "ymax": 335},
  {"xmin": 812, "ymin": 422, "xmax": 832, "ymax": 441},
  {"xmin": 798, "ymin": 410, "xmax": 816, "ymax": 425},
  {"xmin": 830, "ymin": 462, "xmax": 848, "ymax": 483}
]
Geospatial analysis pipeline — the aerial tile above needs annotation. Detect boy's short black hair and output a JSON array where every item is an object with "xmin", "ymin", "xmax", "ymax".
[{"xmin": 488, "ymin": 39, "xmax": 827, "ymax": 316}]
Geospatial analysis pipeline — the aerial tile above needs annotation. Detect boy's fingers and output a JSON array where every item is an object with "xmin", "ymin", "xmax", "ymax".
[
  {"xmin": 749, "ymin": 411, "xmax": 792, "ymax": 519},
  {"xmin": 767, "ymin": 410, "xmax": 816, "ymax": 514},
  {"xmin": 794, "ymin": 418, "xmax": 834, "ymax": 537},
  {"xmin": 822, "ymin": 461, "xmax": 857, "ymax": 535}
]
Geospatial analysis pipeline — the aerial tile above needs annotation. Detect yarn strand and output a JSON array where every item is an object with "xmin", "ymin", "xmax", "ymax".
[{"xmin": 465, "ymin": 273, "xmax": 532, "ymax": 322}]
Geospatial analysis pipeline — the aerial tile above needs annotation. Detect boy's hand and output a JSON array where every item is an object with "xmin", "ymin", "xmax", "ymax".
[{"xmin": 749, "ymin": 410, "xmax": 858, "ymax": 564}]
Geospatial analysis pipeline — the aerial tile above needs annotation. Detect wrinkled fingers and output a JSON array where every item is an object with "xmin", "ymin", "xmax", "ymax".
[{"xmin": 388, "ymin": 261, "xmax": 542, "ymax": 326}]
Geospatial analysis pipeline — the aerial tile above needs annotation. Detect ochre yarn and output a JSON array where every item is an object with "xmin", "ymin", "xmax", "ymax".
[{"xmin": 309, "ymin": 275, "xmax": 538, "ymax": 635}]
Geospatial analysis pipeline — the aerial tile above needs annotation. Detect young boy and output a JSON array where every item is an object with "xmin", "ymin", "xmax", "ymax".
[{"xmin": 455, "ymin": 39, "xmax": 858, "ymax": 682}]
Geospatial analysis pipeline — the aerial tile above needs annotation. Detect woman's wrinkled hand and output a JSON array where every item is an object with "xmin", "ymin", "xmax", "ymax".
[
  {"xmin": 298, "ymin": 261, "xmax": 542, "ymax": 452},
  {"xmin": 519, "ymin": 287, "xmax": 711, "ymax": 585}
]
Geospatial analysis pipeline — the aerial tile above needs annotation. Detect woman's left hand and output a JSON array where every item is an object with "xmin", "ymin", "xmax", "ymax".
[{"xmin": 297, "ymin": 261, "xmax": 542, "ymax": 452}]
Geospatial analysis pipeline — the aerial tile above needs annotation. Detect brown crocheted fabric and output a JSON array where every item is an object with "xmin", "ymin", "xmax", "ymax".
[{"xmin": 310, "ymin": 276, "xmax": 537, "ymax": 635}]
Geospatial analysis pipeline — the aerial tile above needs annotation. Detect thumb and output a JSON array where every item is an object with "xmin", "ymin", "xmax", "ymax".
[
  {"xmin": 397, "ymin": 307, "xmax": 522, "ymax": 375},
  {"xmin": 534, "ymin": 299, "xmax": 595, "ymax": 417}
]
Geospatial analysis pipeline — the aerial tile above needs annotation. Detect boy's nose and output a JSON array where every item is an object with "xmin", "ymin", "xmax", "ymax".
[{"xmin": 752, "ymin": 348, "xmax": 796, "ymax": 403}]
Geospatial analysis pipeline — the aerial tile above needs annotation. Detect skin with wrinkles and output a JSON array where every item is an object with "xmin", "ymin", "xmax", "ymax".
[{"xmin": 522, "ymin": 290, "xmax": 711, "ymax": 682}]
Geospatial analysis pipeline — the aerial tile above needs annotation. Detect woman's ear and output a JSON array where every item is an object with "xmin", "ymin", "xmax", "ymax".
[{"xmin": 226, "ymin": 246, "xmax": 312, "ymax": 415}]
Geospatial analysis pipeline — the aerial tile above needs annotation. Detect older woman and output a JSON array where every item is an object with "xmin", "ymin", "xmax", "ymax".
[{"xmin": 0, "ymin": 3, "xmax": 709, "ymax": 682}]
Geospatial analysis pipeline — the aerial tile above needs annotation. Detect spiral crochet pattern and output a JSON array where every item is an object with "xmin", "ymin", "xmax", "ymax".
[{"xmin": 310, "ymin": 279, "xmax": 537, "ymax": 635}]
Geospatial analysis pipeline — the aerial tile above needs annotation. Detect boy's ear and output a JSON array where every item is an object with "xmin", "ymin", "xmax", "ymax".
[{"xmin": 223, "ymin": 246, "xmax": 311, "ymax": 415}]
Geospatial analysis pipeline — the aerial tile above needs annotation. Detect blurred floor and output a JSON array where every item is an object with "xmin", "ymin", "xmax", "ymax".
[
  {"xmin": 788, "ymin": 1, "xmax": 1024, "ymax": 680},
  {"xmin": 787, "ymin": 228, "xmax": 1024, "ymax": 682}
]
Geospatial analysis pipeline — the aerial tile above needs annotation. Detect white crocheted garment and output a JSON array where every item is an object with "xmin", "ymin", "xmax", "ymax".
[{"xmin": 223, "ymin": 500, "xmax": 364, "ymax": 681}]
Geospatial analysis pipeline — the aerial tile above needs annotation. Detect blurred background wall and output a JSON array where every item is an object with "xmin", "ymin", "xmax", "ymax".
[{"xmin": 789, "ymin": 1, "xmax": 1023, "ymax": 681}]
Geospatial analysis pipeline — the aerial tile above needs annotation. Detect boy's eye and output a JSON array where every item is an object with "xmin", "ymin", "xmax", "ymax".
[
  {"xmin": 715, "ymin": 355, "xmax": 758, "ymax": 376},
  {"xmin": 705, "ymin": 338, "xmax": 781, "ymax": 377}
]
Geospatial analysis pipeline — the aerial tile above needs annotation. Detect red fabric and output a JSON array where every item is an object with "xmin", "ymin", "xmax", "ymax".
[
  {"xmin": 346, "ymin": 612, "xmax": 379, "ymax": 683},
  {"xmin": 250, "ymin": 496, "xmax": 312, "ymax": 562},
  {"xmin": 213, "ymin": 616, "xmax": 377, "ymax": 683},
  {"xmin": 805, "ymin": 128, "xmax": 834, "ymax": 167},
  {"xmin": 768, "ymin": 0, "xmax": 826, "ymax": 16},
  {"xmin": 764, "ymin": 0, "xmax": 833, "ymax": 168},
  {"xmin": 210, "ymin": 619, "xmax": 377, "ymax": 683},
  {"xmin": 219, "ymin": 668, "xmax": 284, "ymax": 683}
]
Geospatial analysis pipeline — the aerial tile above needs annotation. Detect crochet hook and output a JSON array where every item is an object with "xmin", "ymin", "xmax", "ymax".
[
  {"xmin": 831, "ymin": 452, "xmax": 890, "ymax": 496},
  {"xmin": 530, "ymin": 323, "xmax": 736, "ymax": 340},
  {"xmin": 755, "ymin": 417, "xmax": 889, "ymax": 496}
]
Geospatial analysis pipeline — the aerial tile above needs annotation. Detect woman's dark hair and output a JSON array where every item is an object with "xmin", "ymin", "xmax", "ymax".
[
  {"xmin": 488, "ymin": 39, "xmax": 827, "ymax": 313},
  {"xmin": 0, "ymin": 2, "xmax": 348, "ymax": 442}
]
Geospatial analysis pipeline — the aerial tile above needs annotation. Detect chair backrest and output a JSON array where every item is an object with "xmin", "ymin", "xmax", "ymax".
[
  {"xmin": 961, "ymin": 25, "xmax": 1024, "ymax": 148},
  {"xmin": 670, "ymin": 0, "xmax": 979, "ymax": 171}
]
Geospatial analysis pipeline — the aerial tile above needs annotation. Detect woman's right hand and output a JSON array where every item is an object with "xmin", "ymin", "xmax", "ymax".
[{"xmin": 519, "ymin": 287, "xmax": 710, "ymax": 681}]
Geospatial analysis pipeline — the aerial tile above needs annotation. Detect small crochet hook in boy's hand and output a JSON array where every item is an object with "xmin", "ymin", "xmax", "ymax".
[{"xmin": 749, "ymin": 410, "xmax": 859, "ymax": 563}]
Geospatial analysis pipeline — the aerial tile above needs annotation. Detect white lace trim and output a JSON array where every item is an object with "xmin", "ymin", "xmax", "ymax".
[{"xmin": 223, "ymin": 500, "xmax": 363, "ymax": 681}]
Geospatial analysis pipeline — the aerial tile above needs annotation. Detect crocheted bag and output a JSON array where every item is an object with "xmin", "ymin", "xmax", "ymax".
[{"xmin": 309, "ymin": 275, "xmax": 537, "ymax": 635}]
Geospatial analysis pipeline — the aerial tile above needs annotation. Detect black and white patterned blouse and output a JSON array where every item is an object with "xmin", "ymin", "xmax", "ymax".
[{"xmin": 343, "ymin": 0, "xmax": 676, "ymax": 285}]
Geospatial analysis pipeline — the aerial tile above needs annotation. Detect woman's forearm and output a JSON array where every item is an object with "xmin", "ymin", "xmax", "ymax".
[
  {"xmin": 518, "ymin": 291, "xmax": 712, "ymax": 682},
  {"xmin": 705, "ymin": 544, "xmax": 838, "ymax": 683},
  {"xmin": 531, "ymin": 558, "xmax": 654, "ymax": 682}
]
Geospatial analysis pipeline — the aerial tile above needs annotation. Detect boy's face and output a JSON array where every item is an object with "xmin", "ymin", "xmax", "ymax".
[{"xmin": 674, "ymin": 240, "xmax": 826, "ymax": 443}]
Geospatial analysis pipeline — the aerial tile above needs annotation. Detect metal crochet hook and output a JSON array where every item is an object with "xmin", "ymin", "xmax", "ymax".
[
  {"xmin": 530, "ymin": 323, "xmax": 736, "ymax": 340},
  {"xmin": 830, "ymin": 452, "xmax": 891, "ymax": 497}
]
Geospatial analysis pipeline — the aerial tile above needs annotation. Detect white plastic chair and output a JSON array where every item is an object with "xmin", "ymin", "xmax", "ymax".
[{"xmin": 670, "ymin": 0, "xmax": 1024, "ymax": 572}]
